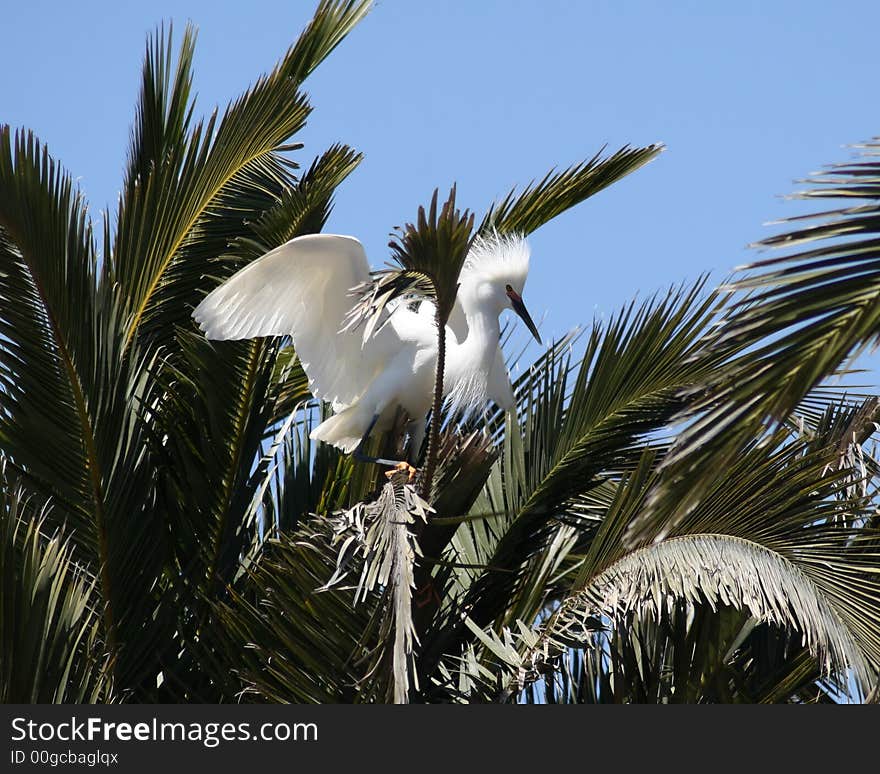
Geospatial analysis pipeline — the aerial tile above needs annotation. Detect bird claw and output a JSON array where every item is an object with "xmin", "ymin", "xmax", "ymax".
[{"xmin": 385, "ymin": 461, "xmax": 418, "ymax": 482}]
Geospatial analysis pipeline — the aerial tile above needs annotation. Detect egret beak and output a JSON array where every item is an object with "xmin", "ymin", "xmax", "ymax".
[{"xmin": 506, "ymin": 287, "xmax": 542, "ymax": 344}]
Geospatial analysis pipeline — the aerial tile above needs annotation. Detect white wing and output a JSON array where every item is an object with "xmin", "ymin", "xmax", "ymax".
[{"xmin": 193, "ymin": 233, "xmax": 395, "ymax": 409}]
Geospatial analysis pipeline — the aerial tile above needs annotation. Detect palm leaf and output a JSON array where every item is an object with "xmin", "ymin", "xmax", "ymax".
[
  {"xmin": 210, "ymin": 519, "xmax": 382, "ymax": 703},
  {"xmin": 0, "ymin": 128, "xmax": 170, "ymax": 694},
  {"xmin": 533, "ymin": 434, "xmax": 880, "ymax": 698},
  {"xmin": 479, "ymin": 143, "xmax": 664, "ymax": 236},
  {"xmin": 560, "ymin": 533, "xmax": 869, "ymax": 684},
  {"xmin": 0, "ymin": 127, "xmax": 100, "ymax": 538},
  {"xmin": 461, "ymin": 283, "xmax": 722, "ymax": 629},
  {"xmin": 114, "ymin": 1, "xmax": 372, "ymax": 353},
  {"xmin": 0, "ymin": 461, "xmax": 110, "ymax": 703},
  {"xmin": 412, "ymin": 284, "xmax": 727, "ymax": 695},
  {"xmin": 633, "ymin": 138, "xmax": 880, "ymax": 540},
  {"xmin": 323, "ymin": 481, "xmax": 431, "ymax": 703},
  {"xmin": 454, "ymin": 425, "xmax": 880, "ymax": 703}
]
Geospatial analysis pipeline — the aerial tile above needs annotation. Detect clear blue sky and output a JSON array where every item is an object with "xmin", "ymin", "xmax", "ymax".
[{"xmin": 4, "ymin": 0, "xmax": 880, "ymax": 366}]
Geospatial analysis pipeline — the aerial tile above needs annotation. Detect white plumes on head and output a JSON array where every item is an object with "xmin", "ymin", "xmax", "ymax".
[{"xmin": 460, "ymin": 231, "xmax": 530, "ymax": 293}]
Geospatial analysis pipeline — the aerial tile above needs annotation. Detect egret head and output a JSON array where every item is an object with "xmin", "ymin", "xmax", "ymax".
[{"xmin": 460, "ymin": 232, "xmax": 541, "ymax": 344}]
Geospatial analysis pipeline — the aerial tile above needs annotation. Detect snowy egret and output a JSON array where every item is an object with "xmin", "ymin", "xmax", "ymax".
[{"xmin": 192, "ymin": 232, "xmax": 540, "ymax": 474}]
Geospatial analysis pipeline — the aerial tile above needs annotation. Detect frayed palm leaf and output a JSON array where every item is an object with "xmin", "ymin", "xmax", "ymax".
[
  {"xmin": 323, "ymin": 481, "xmax": 431, "ymax": 703},
  {"xmin": 450, "ymin": 431, "xmax": 880, "ymax": 703}
]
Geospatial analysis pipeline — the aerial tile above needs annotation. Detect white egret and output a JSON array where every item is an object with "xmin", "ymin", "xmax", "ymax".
[{"xmin": 192, "ymin": 231, "xmax": 540, "ymax": 476}]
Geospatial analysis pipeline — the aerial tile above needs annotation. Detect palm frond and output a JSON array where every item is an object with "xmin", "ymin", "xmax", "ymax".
[
  {"xmin": 152, "ymin": 333, "xmax": 280, "ymax": 597},
  {"xmin": 538, "ymin": 434, "xmax": 880, "ymax": 695},
  {"xmin": 452, "ymin": 428, "xmax": 880, "ymax": 703},
  {"xmin": 114, "ymin": 1, "xmax": 372, "ymax": 352},
  {"xmin": 412, "ymin": 284, "xmax": 726, "ymax": 696},
  {"xmin": 635, "ymin": 138, "xmax": 880, "ymax": 540},
  {"xmin": 265, "ymin": 349, "xmax": 312, "ymax": 431},
  {"xmin": 263, "ymin": 405, "xmax": 342, "ymax": 532},
  {"xmin": 0, "ymin": 128, "xmax": 170, "ymax": 694},
  {"xmin": 343, "ymin": 270, "xmax": 436, "ymax": 344},
  {"xmin": 0, "ymin": 461, "xmax": 110, "ymax": 703},
  {"xmin": 323, "ymin": 481, "xmax": 431, "ymax": 703},
  {"xmin": 557, "ymin": 533, "xmax": 869, "ymax": 684},
  {"xmin": 345, "ymin": 186, "xmax": 473, "ymax": 346},
  {"xmin": 210, "ymin": 522, "xmax": 378, "ymax": 703},
  {"xmin": 459, "ymin": 283, "xmax": 722, "ymax": 630},
  {"xmin": 11, "ymin": 0, "xmax": 879, "ymax": 706},
  {"xmin": 531, "ymin": 607, "xmax": 838, "ymax": 704},
  {"xmin": 479, "ymin": 144, "xmax": 664, "ymax": 236},
  {"xmin": 252, "ymin": 143, "xmax": 363, "ymax": 251},
  {"xmin": 0, "ymin": 127, "xmax": 99, "ymax": 534}
]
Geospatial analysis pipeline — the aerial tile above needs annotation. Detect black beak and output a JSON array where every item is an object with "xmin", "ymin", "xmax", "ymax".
[{"xmin": 507, "ymin": 287, "xmax": 542, "ymax": 345}]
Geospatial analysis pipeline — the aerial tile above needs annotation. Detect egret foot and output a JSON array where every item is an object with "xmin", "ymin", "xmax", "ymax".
[{"xmin": 385, "ymin": 461, "xmax": 418, "ymax": 482}]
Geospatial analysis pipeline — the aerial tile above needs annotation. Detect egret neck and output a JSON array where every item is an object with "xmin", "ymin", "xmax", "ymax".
[{"xmin": 444, "ymin": 283, "xmax": 502, "ymax": 410}]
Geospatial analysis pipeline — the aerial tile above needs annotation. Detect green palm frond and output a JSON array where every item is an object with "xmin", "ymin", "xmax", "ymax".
[
  {"xmin": 412, "ymin": 284, "xmax": 727, "ymax": 695},
  {"xmin": 0, "ymin": 462, "xmax": 110, "ymax": 703},
  {"xmin": 526, "ymin": 607, "xmax": 838, "ymax": 704},
  {"xmin": 114, "ymin": 1, "xmax": 372, "ymax": 353},
  {"xmin": 152, "ymin": 136, "xmax": 369, "ymax": 590},
  {"xmin": 388, "ymin": 186, "xmax": 475, "ymax": 325},
  {"xmin": 210, "ymin": 520, "xmax": 380, "ymax": 703},
  {"xmin": 263, "ymin": 406, "xmax": 342, "ymax": 532},
  {"xmin": 789, "ymin": 396, "xmax": 880, "ymax": 500},
  {"xmin": 526, "ymin": 438, "xmax": 880, "ymax": 698},
  {"xmin": 459, "ymin": 283, "xmax": 721, "ymax": 627},
  {"xmin": 153, "ymin": 333, "xmax": 281, "ymax": 597},
  {"xmin": 0, "ymin": 127, "xmax": 100, "ymax": 532},
  {"xmin": 9, "ymin": 0, "xmax": 878, "ymax": 706},
  {"xmin": 634, "ymin": 138, "xmax": 880, "ymax": 540},
  {"xmin": 379, "ymin": 187, "xmax": 476, "ymax": 500},
  {"xmin": 479, "ymin": 143, "xmax": 664, "ymax": 236},
  {"xmin": 791, "ymin": 384, "xmax": 880, "ymax": 428},
  {"xmin": 265, "ymin": 349, "xmax": 312, "ymax": 431},
  {"xmin": 454, "ymin": 428, "xmax": 880, "ymax": 703},
  {"xmin": 251, "ymin": 143, "xmax": 363, "ymax": 251},
  {"xmin": 0, "ymin": 128, "xmax": 170, "ymax": 693}
]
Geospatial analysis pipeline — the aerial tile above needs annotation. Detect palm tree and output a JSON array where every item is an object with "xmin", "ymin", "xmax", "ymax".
[{"xmin": 2, "ymin": 0, "xmax": 879, "ymax": 704}]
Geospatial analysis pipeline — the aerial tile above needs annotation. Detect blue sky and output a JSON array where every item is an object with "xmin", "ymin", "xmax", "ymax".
[{"xmin": 4, "ymin": 0, "xmax": 880, "ymax": 367}]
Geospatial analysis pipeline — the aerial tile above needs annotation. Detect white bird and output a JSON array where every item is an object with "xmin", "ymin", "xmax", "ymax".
[{"xmin": 192, "ymin": 231, "xmax": 541, "ymax": 474}]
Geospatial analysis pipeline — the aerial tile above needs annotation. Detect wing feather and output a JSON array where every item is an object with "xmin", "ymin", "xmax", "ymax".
[{"xmin": 193, "ymin": 234, "xmax": 391, "ymax": 408}]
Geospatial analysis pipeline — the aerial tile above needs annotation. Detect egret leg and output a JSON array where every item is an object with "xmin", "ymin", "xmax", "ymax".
[
  {"xmin": 353, "ymin": 414, "xmax": 417, "ymax": 481},
  {"xmin": 352, "ymin": 414, "xmax": 399, "ymax": 467}
]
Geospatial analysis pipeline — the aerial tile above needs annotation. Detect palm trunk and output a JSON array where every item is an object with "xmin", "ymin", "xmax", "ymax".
[{"xmin": 420, "ymin": 303, "xmax": 445, "ymax": 501}]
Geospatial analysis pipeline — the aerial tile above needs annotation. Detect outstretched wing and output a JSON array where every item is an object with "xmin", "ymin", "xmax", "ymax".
[{"xmin": 193, "ymin": 233, "xmax": 392, "ymax": 409}]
